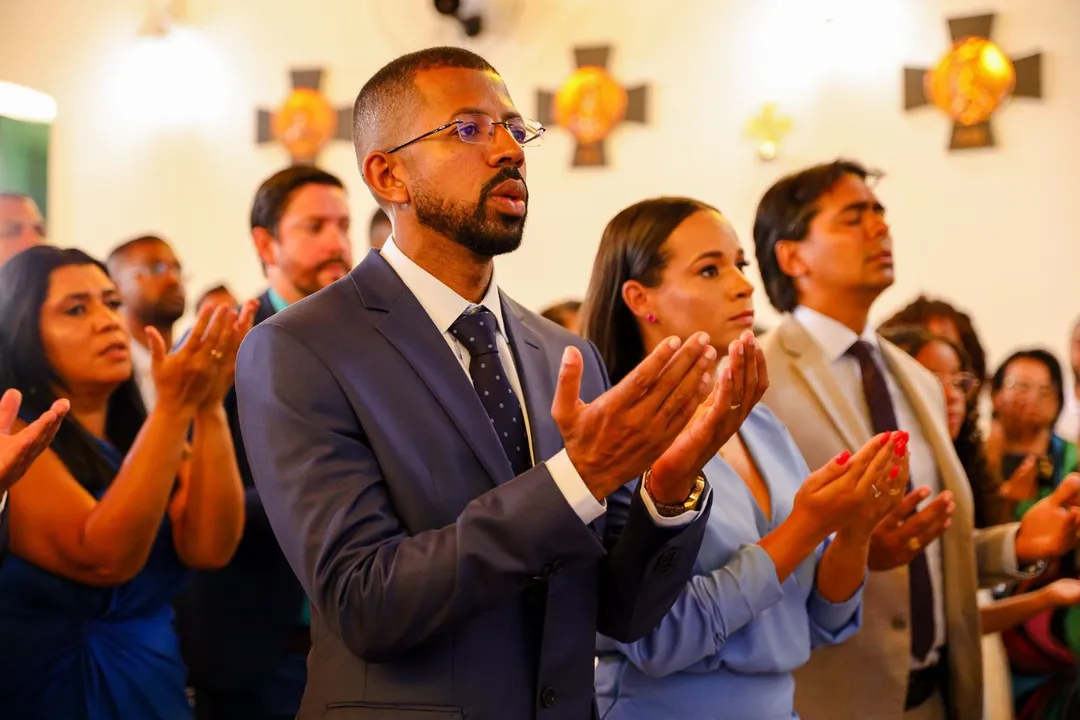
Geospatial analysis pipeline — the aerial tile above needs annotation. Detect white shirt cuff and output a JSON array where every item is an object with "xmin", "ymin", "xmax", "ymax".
[
  {"xmin": 0, "ymin": 491, "xmax": 6, "ymax": 514},
  {"xmin": 545, "ymin": 449, "xmax": 606, "ymax": 525},
  {"xmin": 640, "ymin": 481, "xmax": 710, "ymax": 528}
]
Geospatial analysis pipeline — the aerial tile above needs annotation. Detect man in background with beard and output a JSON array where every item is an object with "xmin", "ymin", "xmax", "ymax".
[
  {"xmin": 177, "ymin": 166, "xmax": 354, "ymax": 720},
  {"xmin": 108, "ymin": 235, "xmax": 188, "ymax": 410}
]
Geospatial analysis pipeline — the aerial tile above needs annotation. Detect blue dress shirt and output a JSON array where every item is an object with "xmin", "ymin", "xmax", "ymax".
[{"xmin": 595, "ymin": 405, "xmax": 865, "ymax": 720}]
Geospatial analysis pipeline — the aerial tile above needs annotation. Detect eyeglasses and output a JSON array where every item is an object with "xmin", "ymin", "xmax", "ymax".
[
  {"xmin": 935, "ymin": 371, "xmax": 980, "ymax": 398},
  {"xmin": 1002, "ymin": 378, "xmax": 1057, "ymax": 400},
  {"xmin": 124, "ymin": 262, "xmax": 187, "ymax": 282},
  {"xmin": 0, "ymin": 220, "xmax": 46, "ymax": 240},
  {"xmin": 384, "ymin": 114, "xmax": 545, "ymax": 154}
]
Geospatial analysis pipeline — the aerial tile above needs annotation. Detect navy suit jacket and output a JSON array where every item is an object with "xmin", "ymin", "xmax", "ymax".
[
  {"xmin": 175, "ymin": 292, "xmax": 309, "ymax": 692},
  {"xmin": 235, "ymin": 252, "xmax": 711, "ymax": 720}
]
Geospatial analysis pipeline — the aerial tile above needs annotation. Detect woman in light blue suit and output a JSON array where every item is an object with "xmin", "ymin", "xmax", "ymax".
[{"xmin": 583, "ymin": 198, "xmax": 911, "ymax": 719}]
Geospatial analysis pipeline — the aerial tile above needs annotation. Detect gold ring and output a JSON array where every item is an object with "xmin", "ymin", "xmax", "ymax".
[
  {"xmin": 210, "ymin": 349, "xmax": 224, "ymax": 360},
  {"xmin": 888, "ymin": 488, "xmax": 902, "ymax": 496},
  {"xmin": 908, "ymin": 537, "xmax": 922, "ymax": 552},
  {"xmin": 729, "ymin": 403, "xmax": 741, "ymax": 411}
]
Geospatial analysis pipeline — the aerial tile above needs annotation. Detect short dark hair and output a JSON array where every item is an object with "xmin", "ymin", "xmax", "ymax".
[
  {"xmin": 881, "ymin": 295, "xmax": 988, "ymax": 382},
  {"xmin": 583, "ymin": 197, "xmax": 719, "ymax": 386},
  {"xmin": 540, "ymin": 300, "xmax": 582, "ymax": 330},
  {"xmin": 250, "ymin": 166, "xmax": 344, "ymax": 237},
  {"xmin": 195, "ymin": 284, "xmax": 231, "ymax": 308},
  {"xmin": 754, "ymin": 159, "xmax": 874, "ymax": 313},
  {"xmin": 105, "ymin": 234, "xmax": 169, "ymax": 273},
  {"xmin": 0, "ymin": 246, "xmax": 145, "ymax": 492},
  {"xmin": 352, "ymin": 46, "xmax": 498, "ymax": 167},
  {"xmin": 370, "ymin": 207, "xmax": 389, "ymax": 233},
  {"xmin": 991, "ymin": 348, "xmax": 1066, "ymax": 422}
]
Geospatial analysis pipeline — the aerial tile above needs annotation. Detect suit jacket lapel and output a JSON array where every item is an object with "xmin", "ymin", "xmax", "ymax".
[
  {"xmin": 780, "ymin": 317, "xmax": 873, "ymax": 450},
  {"xmin": 352, "ymin": 255, "xmax": 515, "ymax": 485},
  {"xmin": 500, "ymin": 292, "xmax": 561, "ymax": 464},
  {"xmin": 878, "ymin": 341, "xmax": 970, "ymax": 498}
]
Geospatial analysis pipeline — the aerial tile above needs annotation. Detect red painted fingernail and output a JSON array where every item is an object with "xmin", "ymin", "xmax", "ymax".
[
  {"xmin": 836, "ymin": 450, "xmax": 851, "ymax": 465},
  {"xmin": 880, "ymin": 431, "xmax": 892, "ymax": 446},
  {"xmin": 890, "ymin": 466, "xmax": 899, "ymax": 479},
  {"xmin": 894, "ymin": 442, "xmax": 906, "ymax": 458}
]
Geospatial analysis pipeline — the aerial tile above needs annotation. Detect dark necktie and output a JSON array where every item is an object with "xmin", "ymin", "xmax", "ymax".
[
  {"xmin": 450, "ymin": 306, "xmax": 546, "ymax": 679},
  {"xmin": 847, "ymin": 339, "xmax": 936, "ymax": 662},
  {"xmin": 449, "ymin": 306, "xmax": 532, "ymax": 476}
]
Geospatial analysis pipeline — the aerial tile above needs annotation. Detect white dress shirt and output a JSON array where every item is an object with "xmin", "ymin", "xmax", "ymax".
[
  {"xmin": 793, "ymin": 306, "xmax": 1019, "ymax": 670},
  {"xmin": 129, "ymin": 339, "xmax": 156, "ymax": 411},
  {"xmin": 380, "ymin": 237, "xmax": 700, "ymax": 528}
]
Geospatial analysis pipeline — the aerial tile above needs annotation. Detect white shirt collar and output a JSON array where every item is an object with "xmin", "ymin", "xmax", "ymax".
[
  {"xmin": 379, "ymin": 235, "xmax": 505, "ymax": 335},
  {"xmin": 792, "ymin": 305, "xmax": 879, "ymax": 363}
]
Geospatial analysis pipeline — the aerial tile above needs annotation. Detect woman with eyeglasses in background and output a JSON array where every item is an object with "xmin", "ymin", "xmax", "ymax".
[{"xmin": 886, "ymin": 327, "xmax": 1080, "ymax": 720}]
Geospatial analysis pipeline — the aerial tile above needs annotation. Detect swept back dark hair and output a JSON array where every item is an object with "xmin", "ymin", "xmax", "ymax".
[
  {"xmin": 540, "ymin": 300, "xmax": 582, "ymax": 331},
  {"xmin": 879, "ymin": 323, "xmax": 1005, "ymax": 527},
  {"xmin": 991, "ymin": 349, "xmax": 1066, "ymax": 423},
  {"xmin": 0, "ymin": 246, "xmax": 146, "ymax": 491},
  {"xmin": 583, "ymin": 197, "xmax": 719, "ymax": 386},
  {"xmin": 882, "ymin": 295, "xmax": 988, "ymax": 382},
  {"xmin": 250, "ymin": 165, "xmax": 344, "ymax": 237},
  {"xmin": 353, "ymin": 46, "xmax": 498, "ymax": 168},
  {"xmin": 754, "ymin": 159, "xmax": 873, "ymax": 313}
]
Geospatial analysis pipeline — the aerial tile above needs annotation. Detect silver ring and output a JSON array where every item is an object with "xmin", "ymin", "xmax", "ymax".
[{"xmin": 871, "ymin": 484, "xmax": 881, "ymax": 498}]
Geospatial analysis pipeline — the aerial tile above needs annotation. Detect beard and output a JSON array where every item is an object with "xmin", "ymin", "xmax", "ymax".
[
  {"xmin": 413, "ymin": 167, "xmax": 527, "ymax": 258},
  {"xmin": 144, "ymin": 291, "xmax": 186, "ymax": 326}
]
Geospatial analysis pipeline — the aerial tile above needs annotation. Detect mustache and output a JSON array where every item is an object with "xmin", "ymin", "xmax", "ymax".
[
  {"xmin": 480, "ymin": 167, "xmax": 527, "ymax": 201},
  {"xmin": 315, "ymin": 257, "xmax": 350, "ymax": 273}
]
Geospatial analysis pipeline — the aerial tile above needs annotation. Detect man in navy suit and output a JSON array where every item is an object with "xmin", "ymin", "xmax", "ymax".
[
  {"xmin": 176, "ymin": 166, "xmax": 353, "ymax": 719},
  {"xmin": 0, "ymin": 389, "xmax": 67, "ymax": 564},
  {"xmin": 237, "ymin": 47, "xmax": 759, "ymax": 719}
]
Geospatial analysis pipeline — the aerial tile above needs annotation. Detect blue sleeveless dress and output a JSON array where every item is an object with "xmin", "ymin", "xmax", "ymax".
[{"xmin": 0, "ymin": 439, "xmax": 192, "ymax": 719}]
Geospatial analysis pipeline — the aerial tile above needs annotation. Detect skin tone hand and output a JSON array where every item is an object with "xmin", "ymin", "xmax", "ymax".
[
  {"xmin": 647, "ymin": 331, "xmax": 770, "ymax": 504},
  {"xmin": 999, "ymin": 455, "xmax": 1039, "ymax": 503},
  {"xmin": 867, "ymin": 478, "xmax": 956, "ymax": 572},
  {"xmin": 0, "ymin": 389, "xmax": 69, "ymax": 496},
  {"xmin": 1015, "ymin": 474, "xmax": 1080, "ymax": 564},
  {"xmin": 197, "ymin": 298, "xmax": 258, "ymax": 410},
  {"xmin": 551, "ymin": 333, "xmax": 714, "ymax": 501},
  {"xmin": 147, "ymin": 304, "xmax": 236, "ymax": 420}
]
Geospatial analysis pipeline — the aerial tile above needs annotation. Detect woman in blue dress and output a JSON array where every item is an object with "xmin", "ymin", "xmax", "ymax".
[
  {"xmin": 583, "ymin": 198, "xmax": 911, "ymax": 719},
  {"xmin": 0, "ymin": 246, "xmax": 251, "ymax": 719}
]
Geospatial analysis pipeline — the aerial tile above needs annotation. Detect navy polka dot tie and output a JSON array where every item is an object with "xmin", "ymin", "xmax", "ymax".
[{"xmin": 450, "ymin": 306, "xmax": 532, "ymax": 476}]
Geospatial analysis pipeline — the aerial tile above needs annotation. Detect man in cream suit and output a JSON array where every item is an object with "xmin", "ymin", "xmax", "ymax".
[{"xmin": 754, "ymin": 159, "xmax": 1080, "ymax": 720}]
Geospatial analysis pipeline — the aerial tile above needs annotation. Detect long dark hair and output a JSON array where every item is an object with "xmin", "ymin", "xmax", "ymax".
[
  {"xmin": 881, "ymin": 295, "xmax": 988, "ymax": 384},
  {"xmin": 880, "ymin": 324, "xmax": 1004, "ymax": 527},
  {"xmin": 0, "ymin": 246, "xmax": 146, "ymax": 491},
  {"xmin": 582, "ymin": 197, "xmax": 719, "ymax": 385}
]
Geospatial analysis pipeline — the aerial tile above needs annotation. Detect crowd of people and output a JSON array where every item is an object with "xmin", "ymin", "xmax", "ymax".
[{"xmin": 0, "ymin": 45, "xmax": 1078, "ymax": 720}]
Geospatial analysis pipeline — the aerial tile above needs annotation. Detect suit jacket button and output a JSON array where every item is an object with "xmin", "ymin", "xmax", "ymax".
[
  {"xmin": 892, "ymin": 617, "xmax": 908, "ymax": 631},
  {"xmin": 540, "ymin": 686, "xmax": 556, "ymax": 708}
]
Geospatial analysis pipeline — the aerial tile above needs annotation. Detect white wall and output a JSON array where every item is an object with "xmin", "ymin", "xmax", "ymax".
[{"xmin": 0, "ymin": 0, "xmax": 1077, "ymax": 372}]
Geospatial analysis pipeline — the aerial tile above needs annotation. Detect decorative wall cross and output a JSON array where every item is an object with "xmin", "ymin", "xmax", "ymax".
[
  {"xmin": 536, "ymin": 47, "xmax": 648, "ymax": 167},
  {"xmin": 256, "ymin": 69, "xmax": 352, "ymax": 165}
]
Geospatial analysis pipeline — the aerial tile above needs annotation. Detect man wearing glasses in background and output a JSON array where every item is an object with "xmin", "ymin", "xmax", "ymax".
[
  {"xmin": 0, "ymin": 192, "xmax": 46, "ymax": 267},
  {"xmin": 234, "ymin": 46, "xmax": 731, "ymax": 719},
  {"xmin": 107, "ymin": 235, "xmax": 188, "ymax": 410}
]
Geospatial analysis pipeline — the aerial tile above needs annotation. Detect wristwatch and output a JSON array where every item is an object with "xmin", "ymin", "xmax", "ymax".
[{"xmin": 643, "ymin": 469, "xmax": 706, "ymax": 517}]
